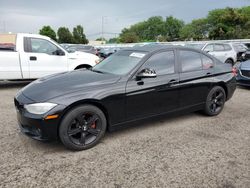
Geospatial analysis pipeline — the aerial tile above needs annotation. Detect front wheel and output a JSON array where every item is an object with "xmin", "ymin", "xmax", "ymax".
[
  {"xmin": 59, "ymin": 105, "xmax": 107, "ymax": 151},
  {"xmin": 203, "ymin": 86, "xmax": 226, "ymax": 116}
]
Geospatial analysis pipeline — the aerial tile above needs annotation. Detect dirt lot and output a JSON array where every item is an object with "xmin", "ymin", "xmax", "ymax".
[{"xmin": 0, "ymin": 83, "xmax": 249, "ymax": 188}]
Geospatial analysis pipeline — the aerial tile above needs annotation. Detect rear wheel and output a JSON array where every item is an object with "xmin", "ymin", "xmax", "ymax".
[
  {"xmin": 204, "ymin": 86, "xmax": 226, "ymax": 116},
  {"xmin": 225, "ymin": 59, "xmax": 234, "ymax": 66},
  {"xmin": 59, "ymin": 105, "xmax": 107, "ymax": 151}
]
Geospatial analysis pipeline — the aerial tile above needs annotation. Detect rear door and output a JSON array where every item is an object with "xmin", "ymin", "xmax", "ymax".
[
  {"xmin": 125, "ymin": 50, "xmax": 180, "ymax": 120},
  {"xmin": 178, "ymin": 50, "xmax": 214, "ymax": 108},
  {"xmin": 24, "ymin": 37, "xmax": 68, "ymax": 78}
]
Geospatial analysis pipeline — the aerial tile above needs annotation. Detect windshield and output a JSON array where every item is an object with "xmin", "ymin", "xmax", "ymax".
[{"xmin": 92, "ymin": 50, "xmax": 147, "ymax": 75}]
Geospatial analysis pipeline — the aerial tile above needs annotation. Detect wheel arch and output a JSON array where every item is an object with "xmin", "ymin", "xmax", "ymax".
[
  {"xmin": 225, "ymin": 58, "xmax": 234, "ymax": 65},
  {"xmin": 57, "ymin": 99, "xmax": 110, "ymax": 135},
  {"xmin": 74, "ymin": 64, "xmax": 92, "ymax": 70},
  {"xmin": 212, "ymin": 82, "xmax": 228, "ymax": 100}
]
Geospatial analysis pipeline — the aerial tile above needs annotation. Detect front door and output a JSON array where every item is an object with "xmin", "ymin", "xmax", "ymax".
[
  {"xmin": 24, "ymin": 37, "xmax": 68, "ymax": 78},
  {"xmin": 125, "ymin": 50, "xmax": 180, "ymax": 121}
]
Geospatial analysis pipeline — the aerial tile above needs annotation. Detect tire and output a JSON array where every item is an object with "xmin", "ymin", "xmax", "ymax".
[
  {"xmin": 203, "ymin": 86, "xmax": 226, "ymax": 116},
  {"xmin": 75, "ymin": 65, "xmax": 92, "ymax": 70},
  {"xmin": 225, "ymin": 59, "xmax": 234, "ymax": 66},
  {"xmin": 59, "ymin": 105, "xmax": 107, "ymax": 151}
]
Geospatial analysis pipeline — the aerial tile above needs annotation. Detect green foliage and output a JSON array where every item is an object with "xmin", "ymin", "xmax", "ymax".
[
  {"xmin": 119, "ymin": 16, "xmax": 184, "ymax": 43},
  {"xmin": 180, "ymin": 18, "xmax": 208, "ymax": 40},
  {"xmin": 95, "ymin": 37, "xmax": 106, "ymax": 41},
  {"xmin": 119, "ymin": 6, "xmax": 250, "ymax": 43},
  {"xmin": 120, "ymin": 32, "xmax": 139, "ymax": 43},
  {"xmin": 57, "ymin": 27, "xmax": 74, "ymax": 43},
  {"xmin": 39, "ymin": 26, "xmax": 57, "ymax": 41},
  {"xmin": 164, "ymin": 16, "xmax": 184, "ymax": 41},
  {"xmin": 207, "ymin": 7, "xmax": 249, "ymax": 39},
  {"xmin": 72, "ymin": 25, "xmax": 88, "ymax": 44},
  {"xmin": 107, "ymin": 38, "xmax": 119, "ymax": 43}
]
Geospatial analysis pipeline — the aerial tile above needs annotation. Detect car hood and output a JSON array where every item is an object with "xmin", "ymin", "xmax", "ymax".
[
  {"xmin": 21, "ymin": 70, "xmax": 120, "ymax": 102},
  {"xmin": 240, "ymin": 60, "xmax": 250, "ymax": 70},
  {"xmin": 68, "ymin": 51, "xmax": 99, "ymax": 61}
]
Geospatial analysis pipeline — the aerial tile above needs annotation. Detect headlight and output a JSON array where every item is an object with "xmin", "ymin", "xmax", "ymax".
[{"xmin": 24, "ymin": 103, "xmax": 57, "ymax": 115}]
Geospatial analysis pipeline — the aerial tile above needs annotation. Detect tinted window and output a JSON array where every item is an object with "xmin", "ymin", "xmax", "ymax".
[
  {"xmin": 214, "ymin": 44, "xmax": 225, "ymax": 51},
  {"xmin": 204, "ymin": 44, "xmax": 213, "ymax": 52},
  {"xmin": 180, "ymin": 50, "xmax": 202, "ymax": 72},
  {"xmin": 223, "ymin": 44, "xmax": 232, "ymax": 51},
  {"xmin": 202, "ymin": 55, "xmax": 214, "ymax": 69},
  {"xmin": 142, "ymin": 51, "xmax": 175, "ymax": 75},
  {"xmin": 30, "ymin": 38, "xmax": 59, "ymax": 55}
]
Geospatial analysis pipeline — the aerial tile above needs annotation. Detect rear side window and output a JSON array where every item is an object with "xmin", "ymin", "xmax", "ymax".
[
  {"xmin": 180, "ymin": 50, "xmax": 202, "ymax": 72},
  {"xmin": 142, "ymin": 51, "xmax": 175, "ymax": 75},
  {"xmin": 223, "ymin": 44, "xmax": 232, "ymax": 51},
  {"xmin": 202, "ymin": 55, "xmax": 214, "ymax": 69},
  {"xmin": 214, "ymin": 44, "xmax": 225, "ymax": 51}
]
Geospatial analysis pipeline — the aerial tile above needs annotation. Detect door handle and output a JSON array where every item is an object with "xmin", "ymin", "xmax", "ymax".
[
  {"xmin": 206, "ymin": 72, "xmax": 212, "ymax": 76},
  {"xmin": 30, "ymin": 56, "xmax": 37, "ymax": 61},
  {"xmin": 167, "ymin": 79, "xmax": 178, "ymax": 86}
]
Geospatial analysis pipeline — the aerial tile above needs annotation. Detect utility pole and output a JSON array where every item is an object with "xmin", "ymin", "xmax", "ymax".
[{"xmin": 101, "ymin": 16, "xmax": 104, "ymax": 44}]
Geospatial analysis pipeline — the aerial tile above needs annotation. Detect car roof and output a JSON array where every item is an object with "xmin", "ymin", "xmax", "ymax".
[{"xmin": 126, "ymin": 44, "xmax": 203, "ymax": 53}]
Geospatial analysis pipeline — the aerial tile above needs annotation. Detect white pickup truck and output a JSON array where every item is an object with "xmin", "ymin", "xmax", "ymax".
[{"xmin": 0, "ymin": 33, "xmax": 99, "ymax": 80}]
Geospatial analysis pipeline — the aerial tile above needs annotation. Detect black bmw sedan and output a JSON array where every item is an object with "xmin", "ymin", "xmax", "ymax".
[{"xmin": 14, "ymin": 45, "xmax": 236, "ymax": 150}]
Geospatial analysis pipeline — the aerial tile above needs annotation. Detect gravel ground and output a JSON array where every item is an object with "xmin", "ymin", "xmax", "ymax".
[{"xmin": 0, "ymin": 83, "xmax": 249, "ymax": 188}]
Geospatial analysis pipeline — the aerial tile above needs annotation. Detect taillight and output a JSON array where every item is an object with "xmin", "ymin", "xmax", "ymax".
[{"xmin": 232, "ymin": 67, "xmax": 237, "ymax": 76}]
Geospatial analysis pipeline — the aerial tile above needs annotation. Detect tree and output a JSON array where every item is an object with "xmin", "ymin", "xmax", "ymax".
[
  {"xmin": 207, "ymin": 7, "xmax": 248, "ymax": 39},
  {"xmin": 39, "ymin": 26, "xmax": 57, "ymax": 41},
  {"xmin": 119, "ymin": 31, "xmax": 139, "ymax": 43},
  {"xmin": 72, "ymin": 25, "xmax": 88, "ymax": 44},
  {"xmin": 107, "ymin": 38, "xmax": 119, "ymax": 43},
  {"xmin": 180, "ymin": 18, "xmax": 208, "ymax": 40},
  {"xmin": 57, "ymin": 27, "xmax": 74, "ymax": 43},
  {"xmin": 164, "ymin": 16, "xmax": 184, "ymax": 41}
]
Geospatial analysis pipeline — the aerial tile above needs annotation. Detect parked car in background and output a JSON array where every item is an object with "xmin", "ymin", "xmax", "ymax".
[
  {"xmin": 235, "ymin": 60, "xmax": 250, "ymax": 86},
  {"xmin": 0, "ymin": 33, "xmax": 99, "ymax": 80},
  {"xmin": 201, "ymin": 43, "xmax": 237, "ymax": 65},
  {"xmin": 15, "ymin": 45, "xmax": 236, "ymax": 150},
  {"xmin": 66, "ymin": 45, "xmax": 98, "ymax": 55},
  {"xmin": 98, "ymin": 47, "xmax": 121, "ymax": 59},
  {"xmin": 230, "ymin": 43, "xmax": 249, "ymax": 61}
]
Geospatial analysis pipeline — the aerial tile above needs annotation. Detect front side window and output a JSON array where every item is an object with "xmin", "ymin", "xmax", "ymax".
[
  {"xmin": 141, "ymin": 51, "xmax": 175, "ymax": 75},
  {"xmin": 30, "ymin": 38, "xmax": 59, "ymax": 55},
  {"xmin": 204, "ymin": 44, "xmax": 213, "ymax": 52},
  {"xmin": 180, "ymin": 50, "xmax": 202, "ymax": 72}
]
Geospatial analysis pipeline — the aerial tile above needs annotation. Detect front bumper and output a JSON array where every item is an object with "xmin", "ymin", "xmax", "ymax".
[{"xmin": 14, "ymin": 93, "xmax": 66, "ymax": 141}]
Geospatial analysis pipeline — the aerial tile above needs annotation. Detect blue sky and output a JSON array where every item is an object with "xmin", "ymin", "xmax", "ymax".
[{"xmin": 0, "ymin": 0, "xmax": 249, "ymax": 39}]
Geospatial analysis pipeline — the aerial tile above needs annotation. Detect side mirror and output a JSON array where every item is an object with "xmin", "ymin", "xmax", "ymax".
[
  {"xmin": 136, "ymin": 68, "xmax": 157, "ymax": 79},
  {"xmin": 56, "ymin": 49, "xmax": 65, "ymax": 56}
]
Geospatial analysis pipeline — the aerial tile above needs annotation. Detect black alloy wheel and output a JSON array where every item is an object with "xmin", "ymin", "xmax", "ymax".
[
  {"xmin": 59, "ymin": 105, "xmax": 106, "ymax": 151},
  {"xmin": 204, "ymin": 86, "xmax": 226, "ymax": 116}
]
